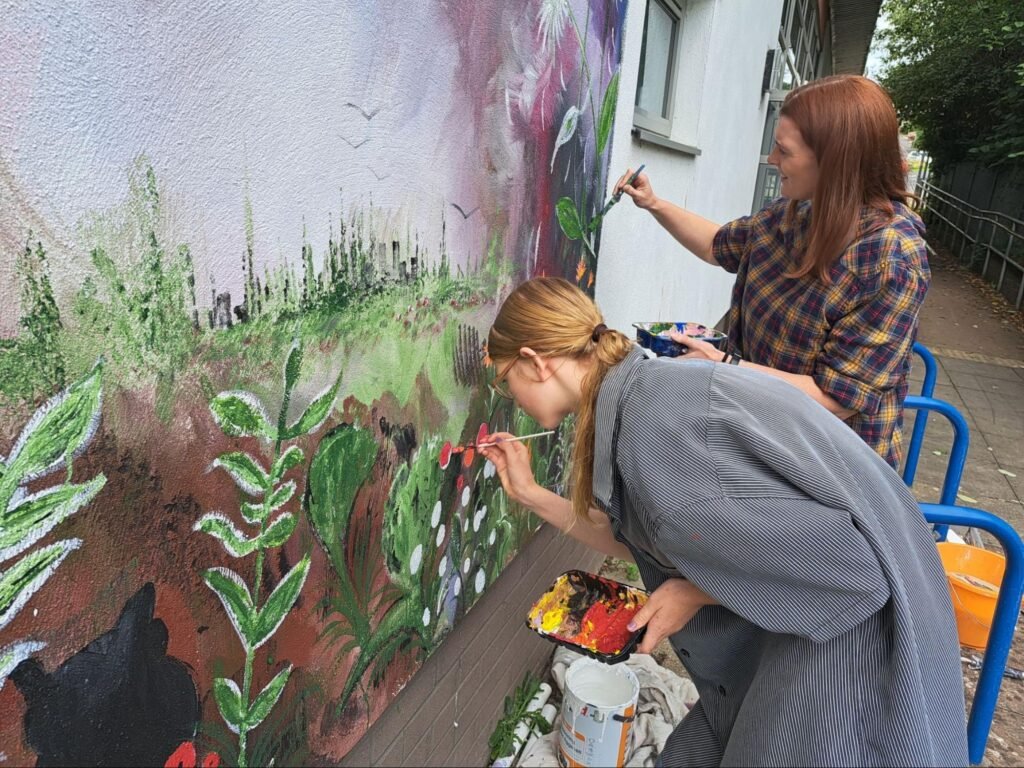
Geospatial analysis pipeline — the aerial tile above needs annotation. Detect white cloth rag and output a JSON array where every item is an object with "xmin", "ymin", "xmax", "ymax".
[{"xmin": 518, "ymin": 648, "xmax": 699, "ymax": 767}]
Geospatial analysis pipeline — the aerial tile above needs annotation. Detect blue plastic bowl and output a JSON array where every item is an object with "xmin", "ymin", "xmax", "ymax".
[{"xmin": 633, "ymin": 321, "xmax": 727, "ymax": 358}]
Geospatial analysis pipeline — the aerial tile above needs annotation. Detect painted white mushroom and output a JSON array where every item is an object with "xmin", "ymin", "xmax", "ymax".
[{"xmin": 409, "ymin": 544, "xmax": 423, "ymax": 575}]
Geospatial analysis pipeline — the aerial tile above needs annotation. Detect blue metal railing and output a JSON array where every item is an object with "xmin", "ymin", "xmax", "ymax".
[
  {"xmin": 903, "ymin": 395, "xmax": 970, "ymax": 541},
  {"xmin": 903, "ymin": 341, "xmax": 938, "ymax": 487},
  {"xmin": 920, "ymin": 503, "xmax": 1024, "ymax": 765}
]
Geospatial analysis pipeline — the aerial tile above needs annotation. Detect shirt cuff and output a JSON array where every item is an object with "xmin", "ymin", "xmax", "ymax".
[{"xmin": 814, "ymin": 364, "xmax": 883, "ymax": 416}]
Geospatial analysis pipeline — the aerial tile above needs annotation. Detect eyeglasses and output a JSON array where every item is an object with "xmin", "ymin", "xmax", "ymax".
[
  {"xmin": 489, "ymin": 356, "xmax": 569, "ymax": 400},
  {"xmin": 489, "ymin": 358, "xmax": 518, "ymax": 400}
]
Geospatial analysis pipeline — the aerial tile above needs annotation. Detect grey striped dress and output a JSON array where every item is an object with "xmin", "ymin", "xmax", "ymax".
[{"xmin": 593, "ymin": 347, "xmax": 968, "ymax": 767}]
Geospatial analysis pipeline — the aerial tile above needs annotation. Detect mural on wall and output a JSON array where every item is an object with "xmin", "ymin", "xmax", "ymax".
[{"xmin": 0, "ymin": 0, "xmax": 627, "ymax": 764}]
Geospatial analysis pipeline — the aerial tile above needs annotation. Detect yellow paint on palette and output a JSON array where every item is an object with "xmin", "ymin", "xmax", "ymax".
[{"xmin": 541, "ymin": 605, "xmax": 568, "ymax": 633}]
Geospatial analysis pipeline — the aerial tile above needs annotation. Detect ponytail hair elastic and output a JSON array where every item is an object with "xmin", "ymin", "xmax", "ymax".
[{"xmin": 591, "ymin": 323, "xmax": 609, "ymax": 343}]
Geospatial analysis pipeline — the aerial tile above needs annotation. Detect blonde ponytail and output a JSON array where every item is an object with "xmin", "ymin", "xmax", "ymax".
[{"xmin": 488, "ymin": 278, "xmax": 633, "ymax": 523}]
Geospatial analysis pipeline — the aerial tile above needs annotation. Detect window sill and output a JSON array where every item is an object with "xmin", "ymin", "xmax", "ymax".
[{"xmin": 631, "ymin": 127, "xmax": 701, "ymax": 157}]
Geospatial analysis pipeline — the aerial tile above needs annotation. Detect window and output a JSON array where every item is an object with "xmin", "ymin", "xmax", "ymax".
[
  {"xmin": 634, "ymin": 0, "xmax": 684, "ymax": 136},
  {"xmin": 753, "ymin": 0, "xmax": 824, "ymax": 211}
]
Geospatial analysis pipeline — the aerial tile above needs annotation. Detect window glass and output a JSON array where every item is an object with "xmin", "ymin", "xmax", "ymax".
[{"xmin": 635, "ymin": 0, "xmax": 677, "ymax": 118}]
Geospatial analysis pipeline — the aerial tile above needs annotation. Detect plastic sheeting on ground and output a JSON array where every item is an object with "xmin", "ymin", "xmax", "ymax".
[{"xmin": 518, "ymin": 647, "xmax": 699, "ymax": 767}]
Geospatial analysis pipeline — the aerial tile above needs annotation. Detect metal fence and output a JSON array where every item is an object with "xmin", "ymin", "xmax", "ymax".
[{"xmin": 915, "ymin": 174, "xmax": 1024, "ymax": 309}]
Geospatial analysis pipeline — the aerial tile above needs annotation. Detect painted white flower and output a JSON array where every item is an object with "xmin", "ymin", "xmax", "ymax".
[
  {"xmin": 422, "ymin": 607, "xmax": 431, "ymax": 626},
  {"xmin": 438, "ymin": 555, "xmax": 448, "ymax": 578},
  {"xmin": 436, "ymin": 523, "xmax": 446, "ymax": 547},
  {"xmin": 431, "ymin": 500, "xmax": 442, "ymax": 528},
  {"xmin": 463, "ymin": 557, "xmax": 472, "ymax": 574},
  {"xmin": 463, "ymin": 517, "xmax": 469, "ymax": 532},
  {"xmin": 461, "ymin": 485, "xmax": 471, "ymax": 507},
  {"xmin": 484, "ymin": 460, "xmax": 497, "ymax": 479},
  {"xmin": 537, "ymin": 0, "xmax": 571, "ymax": 51},
  {"xmin": 453, "ymin": 575, "xmax": 462, "ymax": 596},
  {"xmin": 475, "ymin": 568, "xmax": 486, "ymax": 594},
  {"xmin": 409, "ymin": 544, "xmax": 423, "ymax": 575},
  {"xmin": 488, "ymin": 529, "xmax": 497, "ymax": 546},
  {"xmin": 473, "ymin": 505, "xmax": 487, "ymax": 532}
]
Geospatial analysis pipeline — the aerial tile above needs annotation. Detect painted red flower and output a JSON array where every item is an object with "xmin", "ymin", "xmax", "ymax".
[
  {"xmin": 439, "ymin": 440, "xmax": 453, "ymax": 469},
  {"xmin": 165, "ymin": 742, "xmax": 220, "ymax": 768},
  {"xmin": 477, "ymin": 422, "xmax": 490, "ymax": 446},
  {"xmin": 462, "ymin": 447, "xmax": 476, "ymax": 468},
  {"xmin": 456, "ymin": 475, "xmax": 465, "ymax": 492}
]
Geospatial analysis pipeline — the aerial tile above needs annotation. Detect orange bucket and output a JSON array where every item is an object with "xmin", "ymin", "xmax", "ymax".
[{"xmin": 936, "ymin": 541, "xmax": 1005, "ymax": 650}]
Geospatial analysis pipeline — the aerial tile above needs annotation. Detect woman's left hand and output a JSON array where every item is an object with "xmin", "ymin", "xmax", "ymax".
[
  {"xmin": 629, "ymin": 578, "xmax": 716, "ymax": 654},
  {"xmin": 669, "ymin": 331, "xmax": 723, "ymax": 361}
]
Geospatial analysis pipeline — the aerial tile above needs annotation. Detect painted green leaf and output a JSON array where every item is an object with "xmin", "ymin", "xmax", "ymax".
[
  {"xmin": 194, "ymin": 514, "xmax": 260, "ymax": 558},
  {"xmin": 283, "ymin": 340, "xmax": 303, "ymax": 398},
  {"xmin": 0, "ymin": 540, "xmax": 80, "ymax": 631},
  {"xmin": 245, "ymin": 665, "xmax": 292, "ymax": 729},
  {"xmin": 213, "ymin": 452, "xmax": 269, "ymax": 497},
  {"xmin": 2, "ymin": 363, "xmax": 103, "ymax": 493},
  {"xmin": 266, "ymin": 481, "xmax": 295, "ymax": 514},
  {"xmin": 284, "ymin": 379, "xmax": 341, "ymax": 439},
  {"xmin": 213, "ymin": 677, "xmax": 247, "ymax": 735},
  {"xmin": 556, "ymin": 198, "xmax": 584, "ymax": 241},
  {"xmin": 383, "ymin": 436, "xmax": 446, "ymax": 595},
  {"xmin": 0, "ymin": 475, "xmax": 105, "ymax": 562},
  {"xmin": 550, "ymin": 105, "xmax": 581, "ymax": 172},
  {"xmin": 203, "ymin": 567, "xmax": 255, "ymax": 650},
  {"xmin": 0, "ymin": 640, "xmax": 46, "ymax": 690},
  {"xmin": 248, "ymin": 553, "xmax": 310, "ymax": 651},
  {"xmin": 240, "ymin": 502, "xmax": 264, "ymax": 526},
  {"xmin": 597, "ymin": 72, "xmax": 620, "ymax": 155},
  {"xmin": 209, "ymin": 391, "xmax": 275, "ymax": 440},
  {"xmin": 257, "ymin": 512, "xmax": 297, "ymax": 550},
  {"xmin": 270, "ymin": 446, "xmax": 304, "ymax": 484},
  {"xmin": 306, "ymin": 425, "xmax": 379, "ymax": 580}
]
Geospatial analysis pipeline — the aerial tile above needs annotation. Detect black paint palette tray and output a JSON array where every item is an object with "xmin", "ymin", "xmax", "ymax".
[{"xmin": 525, "ymin": 570, "xmax": 648, "ymax": 664}]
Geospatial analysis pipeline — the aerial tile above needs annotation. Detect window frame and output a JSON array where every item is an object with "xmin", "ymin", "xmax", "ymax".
[{"xmin": 633, "ymin": 0, "xmax": 685, "ymax": 138}]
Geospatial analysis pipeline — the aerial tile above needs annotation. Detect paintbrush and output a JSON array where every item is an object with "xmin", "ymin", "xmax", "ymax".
[
  {"xmin": 596, "ymin": 164, "xmax": 646, "ymax": 218},
  {"xmin": 469, "ymin": 430, "xmax": 556, "ymax": 450}
]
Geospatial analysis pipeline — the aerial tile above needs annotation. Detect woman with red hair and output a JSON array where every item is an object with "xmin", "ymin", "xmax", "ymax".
[{"xmin": 616, "ymin": 75, "xmax": 927, "ymax": 469}]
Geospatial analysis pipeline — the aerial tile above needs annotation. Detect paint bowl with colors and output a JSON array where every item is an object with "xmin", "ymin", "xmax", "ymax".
[
  {"xmin": 633, "ymin": 321, "xmax": 727, "ymax": 358},
  {"xmin": 526, "ymin": 570, "xmax": 648, "ymax": 664},
  {"xmin": 559, "ymin": 657, "xmax": 640, "ymax": 768}
]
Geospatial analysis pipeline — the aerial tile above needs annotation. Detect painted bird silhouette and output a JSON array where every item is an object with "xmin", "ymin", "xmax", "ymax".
[
  {"xmin": 339, "ymin": 134, "xmax": 370, "ymax": 149},
  {"xmin": 450, "ymin": 202, "xmax": 479, "ymax": 219},
  {"xmin": 366, "ymin": 166, "xmax": 391, "ymax": 181},
  {"xmin": 345, "ymin": 102, "xmax": 382, "ymax": 120}
]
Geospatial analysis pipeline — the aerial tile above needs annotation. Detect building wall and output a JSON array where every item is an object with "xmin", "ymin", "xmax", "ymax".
[
  {"xmin": 0, "ymin": 2, "xmax": 626, "ymax": 765},
  {"xmin": 596, "ymin": 0, "xmax": 785, "ymax": 333}
]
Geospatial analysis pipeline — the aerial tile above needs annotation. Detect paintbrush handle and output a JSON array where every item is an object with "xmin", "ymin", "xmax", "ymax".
[{"xmin": 473, "ymin": 430, "xmax": 556, "ymax": 449}]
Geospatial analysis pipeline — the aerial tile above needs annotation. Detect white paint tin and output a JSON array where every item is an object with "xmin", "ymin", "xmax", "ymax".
[{"xmin": 559, "ymin": 657, "xmax": 639, "ymax": 768}]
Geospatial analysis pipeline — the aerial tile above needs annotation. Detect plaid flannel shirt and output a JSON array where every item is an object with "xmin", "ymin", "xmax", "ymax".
[{"xmin": 712, "ymin": 198, "xmax": 930, "ymax": 468}]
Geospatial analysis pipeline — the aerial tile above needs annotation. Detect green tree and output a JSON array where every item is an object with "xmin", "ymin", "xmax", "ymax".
[
  {"xmin": 16, "ymin": 237, "xmax": 66, "ymax": 394},
  {"xmin": 880, "ymin": 0, "xmax": 1024, "ymax": 168}
]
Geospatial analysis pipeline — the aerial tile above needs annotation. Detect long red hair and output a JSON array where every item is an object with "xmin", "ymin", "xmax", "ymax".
[{"xmin": 780, "ymin": 75, "xmax": 911, "ymax": 281}]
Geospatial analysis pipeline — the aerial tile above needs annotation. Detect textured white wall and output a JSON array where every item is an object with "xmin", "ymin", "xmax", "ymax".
[{"xmin": 595, "ymin": 0, "xmax": 784, "ymax": 333}]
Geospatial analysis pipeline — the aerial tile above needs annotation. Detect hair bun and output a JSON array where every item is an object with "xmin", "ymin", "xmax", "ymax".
[{"xmin": 591, "ymin": 323, "xmax": 609, "ymax": 343}]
